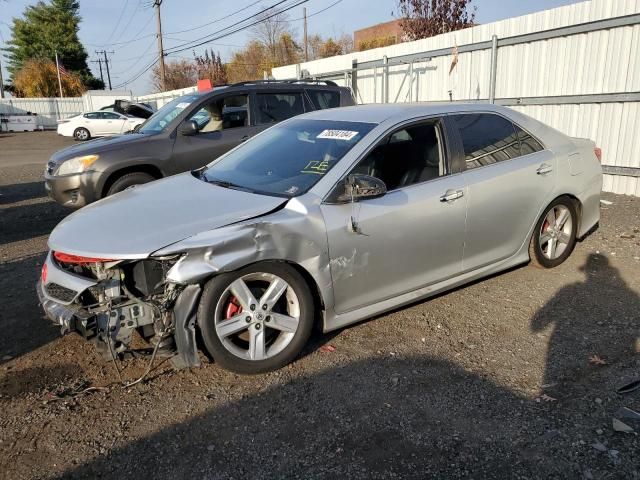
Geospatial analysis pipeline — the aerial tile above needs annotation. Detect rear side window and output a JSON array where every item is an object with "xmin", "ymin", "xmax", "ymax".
[
  {"xmin": 516, "ymin": 126, "xmax": 545, "ymax": 155},
  {"xmin": 84, "ymin": 112, "xmax": 100, "ymax": 119},
  {"xmin": 452, "ymin": 113, "xmax": 521, "ymax": 170},
  {"xmin": 256, "ymin": 93, "xmax": 304, "ymax": 125},
  {"xmin": 101, "ymin": 112, "xmax": 122, "ymax": 120},
  {"xmin": 307, "ymin": 90, "xmax": 341, "ymax": 110}
]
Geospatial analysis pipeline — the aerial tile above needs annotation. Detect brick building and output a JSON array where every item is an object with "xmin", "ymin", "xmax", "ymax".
[{"xmin": 353, "ymin": 19, "xmax": 404, "ymax": 51}]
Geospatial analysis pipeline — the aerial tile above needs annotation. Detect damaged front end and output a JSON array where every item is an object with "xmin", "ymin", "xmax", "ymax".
[{"xmin": 38, "ymin": 251, "xmax": 201, "ymax": 369}]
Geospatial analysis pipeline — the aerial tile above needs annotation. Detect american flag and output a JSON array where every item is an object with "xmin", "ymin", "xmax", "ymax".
[{"xmin": 56, "ymin": 57, "xmax": 71, "ymax": 78}]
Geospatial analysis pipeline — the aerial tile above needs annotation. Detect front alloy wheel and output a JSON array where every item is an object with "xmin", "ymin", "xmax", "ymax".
[
  {"xmin": 529, "ymin": 197, "xmax": 578, "ymax": 268},
  {"xmin": 198, "ymin": 263, "xmax": 314, "ymax": 374}
]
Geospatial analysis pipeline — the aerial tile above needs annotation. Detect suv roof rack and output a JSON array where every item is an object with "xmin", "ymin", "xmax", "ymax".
[{"xmin": 228, "ymin": 79, "xmax": 338, "ymax": 87}]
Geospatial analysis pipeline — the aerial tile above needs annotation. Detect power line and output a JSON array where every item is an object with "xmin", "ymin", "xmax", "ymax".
[
  {"xmin": 164, "ymin": 0, "xmax": 263, "ymax": 36},
  {"xmin": 164, "ymin": 0, "xmax": 309, "ymax": 55},
  {"xmin": 112, "ymin": 56, "xmax": 158, "ymax": 89},
  {"xmin": 86, "ymin": 12, "xmax": 155, "ymax": 47},
  {"xmin": 101, "ymin": 0, "xmax": 130, "ymax": 46}
]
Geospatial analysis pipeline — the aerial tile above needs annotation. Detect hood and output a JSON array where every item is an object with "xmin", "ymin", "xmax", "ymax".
[
  {"xmin": 50, "ymin": 133, "xmax": 153, "ymax": 162},
  {"xmin": 48, "ymin": 173, "xmax": 287, "ymax": 259}
]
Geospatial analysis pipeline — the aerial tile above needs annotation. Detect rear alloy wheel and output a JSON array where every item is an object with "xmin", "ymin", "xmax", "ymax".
[
  {"xmin": 73, "ymin": 127, "xmax": 90, "ymax": 141},
  {"xmin": 198, "ymin": 263, "xmax": 314, "ymax": 374},
  {"xmin": 529, "ymin": 197, "xmax": 577, "ymax": 268}
]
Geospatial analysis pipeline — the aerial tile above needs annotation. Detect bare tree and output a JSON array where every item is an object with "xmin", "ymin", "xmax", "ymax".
[
  {"xmin": 151, "ymin": 59, "xmax": 196, "ymax": 92},
  {"xmin": 397, "ymin": 0, "xmax": 476, "ymax": 41},
  {"xmin": 194, "ymin": 49, "xmax": 228, "ymax": 86},
  {"xmin": 250, "ymin": 8, "xmax": 293, "ymax": 63}
]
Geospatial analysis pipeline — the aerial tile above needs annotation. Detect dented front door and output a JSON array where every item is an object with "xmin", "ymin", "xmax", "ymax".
[{"xmin": 321, "ymin": 177, "xmax": 467, "ymax": 315}]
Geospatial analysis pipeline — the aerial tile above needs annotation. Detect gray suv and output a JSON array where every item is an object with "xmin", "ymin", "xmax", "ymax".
[{"xmin": 44, "ymin": 80, "xmax": 354, "ymax": 208}]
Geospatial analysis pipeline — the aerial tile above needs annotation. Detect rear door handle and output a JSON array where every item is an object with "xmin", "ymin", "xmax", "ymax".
[
  {"xmin": 536, "ymin": 163, "xmax": 553, "ymax": 175},
  {"xmin": 440, "ymin": 189, "xmax": 464, "ymax": 202}
]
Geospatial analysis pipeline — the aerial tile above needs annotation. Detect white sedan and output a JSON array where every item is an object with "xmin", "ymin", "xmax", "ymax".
[{"xmin": 57, "ymin": 111, "xmax": 145, "ymax": 141}]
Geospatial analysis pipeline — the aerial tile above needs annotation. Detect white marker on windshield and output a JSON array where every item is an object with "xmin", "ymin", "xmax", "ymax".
[{"xmin": 316, "ymin": 130, "xmax": 359, "ymax": 141}]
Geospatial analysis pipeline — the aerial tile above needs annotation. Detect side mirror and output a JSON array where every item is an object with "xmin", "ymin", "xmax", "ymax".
[
  {"xmin": 178, "ymin": 119, "xmax": 199, "ymax": 136},
  {"xmin": 336, "ymin": 174, "xmax": 387, "ymax": 203}
]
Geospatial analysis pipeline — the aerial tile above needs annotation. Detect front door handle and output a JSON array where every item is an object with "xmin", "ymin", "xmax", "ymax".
[
  {"xmin": 440, "ymin": 189, "xmax": 464, "ymax": 202},
  {"xmin": 536, "ymin": 163, "xmax": 553, "ymax": 175}
]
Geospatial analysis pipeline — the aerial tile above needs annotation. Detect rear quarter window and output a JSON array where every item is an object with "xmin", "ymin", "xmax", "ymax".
[
  {"xmin": 307, "ymin": 90, "xmax": 341, "ymax": 110},
  {"xmin": 452, "ymin": 113, "xmax": 521, "ymax": 170}
]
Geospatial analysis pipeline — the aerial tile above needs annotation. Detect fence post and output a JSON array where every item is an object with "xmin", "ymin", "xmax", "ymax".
[
  {"xmin": 408, "ymin": 60, "xmax": 414, "ymax": 102},
  {"xmin": 351, "ymin": 59, "xmax": 358, "ymax": 102},
  {"xmin": 383, "ymin": 55, "xmax": 389, "ymax": 103},
  {"xmin": 489, "ymin": 34, "xmax": 498, "ymax": 103}
]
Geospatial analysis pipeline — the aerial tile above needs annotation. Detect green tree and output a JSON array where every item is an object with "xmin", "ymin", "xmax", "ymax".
[{"xmin": 3, "ymin": 0, "xmax": 103, "ymax": 90}]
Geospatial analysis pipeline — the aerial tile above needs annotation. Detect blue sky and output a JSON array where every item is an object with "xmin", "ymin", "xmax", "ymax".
[{"xmin": 1, "ymin": 0, "xmax": 580, "ymax": 95}]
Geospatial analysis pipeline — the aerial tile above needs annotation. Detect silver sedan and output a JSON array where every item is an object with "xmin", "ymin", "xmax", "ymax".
[{"xmin": 38, "ymin": 103, "xmax": 602, "ymax": 374}]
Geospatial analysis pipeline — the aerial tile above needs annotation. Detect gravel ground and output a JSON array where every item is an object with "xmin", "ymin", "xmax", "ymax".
[{"xmin": 1, "ymin": 131, "xmax": 639, "ymax": 479}]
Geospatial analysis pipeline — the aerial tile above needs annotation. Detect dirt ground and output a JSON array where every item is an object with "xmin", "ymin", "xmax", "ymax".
[{"xmin": 0, "ymin": 131, "xmax": 639, "ymax": 479}]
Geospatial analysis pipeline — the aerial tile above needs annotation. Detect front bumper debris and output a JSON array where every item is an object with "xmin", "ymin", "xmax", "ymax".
[{"xmin": 37, "ymin": 280, "xmax": 96, "ymax": 336}]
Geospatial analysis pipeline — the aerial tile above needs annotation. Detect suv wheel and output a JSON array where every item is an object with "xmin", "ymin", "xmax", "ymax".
[{"xmin": 106, "ymin": 172, "xmax": 156, "ymax": 196}]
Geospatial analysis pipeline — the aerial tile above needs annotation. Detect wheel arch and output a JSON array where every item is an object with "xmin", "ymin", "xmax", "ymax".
[{"xmin": 100, "ymin": 164, "xmax": 164, "ymax": 198}]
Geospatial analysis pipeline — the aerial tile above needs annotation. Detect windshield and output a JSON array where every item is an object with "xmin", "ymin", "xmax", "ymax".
[
  {"xmin": 202, "ymin": 119, "xmax": 376, "ymax": 197},
  {"xmin": 138, "ymin": 94, "xmax": 200, "ymax": 134}
]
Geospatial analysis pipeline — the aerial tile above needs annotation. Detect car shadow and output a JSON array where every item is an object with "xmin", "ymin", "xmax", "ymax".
[
  {"xmin": 0, "ymin": 197, "xmax": 67, "ymax": 246},
  {"xmin": 531, "ymin": 253, "xmax": 640, "ymax": 397},
  {"xmin": 55, "ymin": 255, "xmax": 640, "ymax": 479},
  {"xmin": 0, "ymin": 181, "xmax": 48, "ymax": 205},
  {"xmin": 0, "ymin": 254, "xmax": 59, "ymax": 363},
  {"xmin": 54, "ymin": 355, "xmax": 574, "ymax": 479}
]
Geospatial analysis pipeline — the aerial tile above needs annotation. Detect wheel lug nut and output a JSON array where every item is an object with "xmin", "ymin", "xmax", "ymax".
[
  {"xmin": 262, "ymin": 304, "xmax": 268, "ymax": 310},
  {"xmin": 255, "ymin": 323, "xmax": 261, "ymax": 330},
  {"xmin": 245, "ymin": 316, "xmax": 251, "ymax": 323},
  {"xmin": 250, "ymin": 304, "xmax": 256, "ymax": 311}
]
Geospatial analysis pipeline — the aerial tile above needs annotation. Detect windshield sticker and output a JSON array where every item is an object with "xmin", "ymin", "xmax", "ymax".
[
  {"xmin": 301, "ymin": 160, "xmax": 331, "ymax": 175},
  {"xmin": 176, "ymin": 102, "xmax": 191, "ymax": 109},
  {"xmin": 316, "ymin": 129, "xmax": 359, "ymax": 141}
]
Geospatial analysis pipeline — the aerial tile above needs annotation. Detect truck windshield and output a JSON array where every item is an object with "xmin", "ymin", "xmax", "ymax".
[
  {"xmin": 202, "ymin": 119, "xmax": 376, "ymax": 197},
  {"xmin": 138, "ymin": 94, "xmax": 200, "ymax": 134}
]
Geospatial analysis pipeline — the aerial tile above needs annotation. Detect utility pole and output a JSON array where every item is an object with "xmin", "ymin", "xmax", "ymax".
[
  {"xmin": 96, "ymin": 50, "xmax": 113, "ymax": 90},
  {"xmin": 154, "ymin": 0, "xmax": 166, "ymax": 91},
  {"xmin": 0, "ymin": 55, "xmax": 4, "ymax": 99},
  {"xmin": 91, "ymin": 58, "xmax": 104, "ymax": 85},
  {"xmin": 54, "ymin": 51, "xmax": 64, "ymax": 97},
  {"xmin": 303, "ymin": 7, "xmax": 308, "ymax": 62}
]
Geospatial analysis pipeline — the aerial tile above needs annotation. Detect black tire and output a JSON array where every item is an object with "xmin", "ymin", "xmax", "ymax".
[
  {"xmin": 198, "ymin": 262, "xmax": 315, "ymax": 374},
  {"xmin": 529, "ymin": 196, "xmax": 578, "ymax": 269},
  {"xmin": 105, "ymin": 172, "xmax": 156, "ymax": 196},
  {"xmin": 73, "ymin": 127, "xmax": 90, "ymax": 141}
]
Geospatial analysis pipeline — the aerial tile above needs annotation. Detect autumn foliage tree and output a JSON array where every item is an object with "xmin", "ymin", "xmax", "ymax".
[
  {"xmin": 12, "ymin": 58, "xmax": 85, "ymax": 97},
  {"xmin": 194, "ymin": 49, "xmax": 228, "ymax": 86},
  {"xmin": 398, "ymin": 0, "xmax": 476, "ymax": 40}
]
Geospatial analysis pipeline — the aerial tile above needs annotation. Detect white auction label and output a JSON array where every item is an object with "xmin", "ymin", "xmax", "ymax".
[{"xmin": 316, "ymin": 129, "xmax": 359, "ymax": 141}]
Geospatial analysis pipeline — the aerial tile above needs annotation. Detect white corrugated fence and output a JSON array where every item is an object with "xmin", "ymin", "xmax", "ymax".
[{"xmin": 273, "ymin": 0, "xmax": 640, "ymax": 196}]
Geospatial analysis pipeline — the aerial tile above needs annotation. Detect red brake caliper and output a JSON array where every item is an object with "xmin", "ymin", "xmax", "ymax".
[{"xmin": 225, "ymin": 296, "xmax": 242, "ymax": 319}]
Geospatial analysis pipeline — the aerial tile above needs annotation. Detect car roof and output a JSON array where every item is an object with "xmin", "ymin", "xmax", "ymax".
[
  {"xmin": 197, "ymin": 81, "xmax": 347, "ymax": 99},
  {"xmin": 298, "ymin": 102, "xmax": 514, "ymax": 124}
]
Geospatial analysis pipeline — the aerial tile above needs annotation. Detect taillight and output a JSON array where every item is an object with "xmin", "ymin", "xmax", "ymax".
[
  {"xmin": 594, "ymin": 147, "xmax": 602, "ymax": 162},
  {"xmin": 41, "ymin": 263, "xmax": 48, "ymax": 283},
  {"xmin": 53, "ymin": 251, "xmax": 115, "ymax": 265}
]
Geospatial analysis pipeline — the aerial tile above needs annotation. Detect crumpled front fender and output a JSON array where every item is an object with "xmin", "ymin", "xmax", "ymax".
[{"xmin": 153, "ymin": 199, "xmax": 335, "ymax": 326}]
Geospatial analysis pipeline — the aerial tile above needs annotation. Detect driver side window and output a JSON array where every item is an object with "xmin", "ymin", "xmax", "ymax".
[
  {"xmin": 188, "ymin": 94, "xmax": 249, "ymax": 133},
  {"xmin": 350, "ymin": 121, "xmax": 445, "ymax": 191}
]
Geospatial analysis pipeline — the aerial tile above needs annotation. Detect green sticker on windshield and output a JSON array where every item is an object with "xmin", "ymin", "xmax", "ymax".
[{"xmin": 301, "ymin": 160, "xmax": 331, "ymax": 175}]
